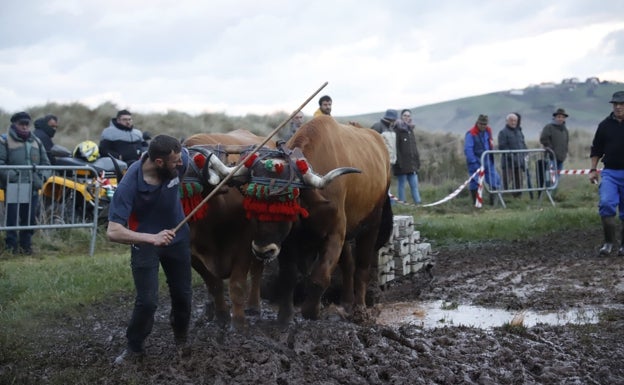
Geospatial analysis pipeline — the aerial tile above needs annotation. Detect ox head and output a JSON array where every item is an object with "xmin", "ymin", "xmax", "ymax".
[{"xmin": 207, "ymin": 145, "xmax": 360, "ymax": 263}]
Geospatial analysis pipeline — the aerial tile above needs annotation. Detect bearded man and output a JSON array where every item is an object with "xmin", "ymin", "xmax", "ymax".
[{"xmin": 107, "ymin": 134, "xmax": 192, "ymax": 364}]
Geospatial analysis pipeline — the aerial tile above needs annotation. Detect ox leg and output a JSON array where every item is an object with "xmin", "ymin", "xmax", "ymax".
[
  {"xmin": 351, "ymin": 229, "xmax": 378, "ymax": 324},
  {"xmin": 338, "ymin": 240, "xmax": 355, "ymax": 314},
  {"xmin": 246, "ymin": 257, "xmax": 264, "ymax": 316},
  {"xmin": 276, "ymin": 250, "xmax": 298, "ymax": 327},
  {"xmin": 228, "ymin": 265, "xmax": 249, "ymax": 331},
  {"xmin": 191, "ymin": 256, "xmax": 230, "ymax": 328},
  {"xmin": 301, "ymin": 235, "xmax": 343, "ymax": 320}
]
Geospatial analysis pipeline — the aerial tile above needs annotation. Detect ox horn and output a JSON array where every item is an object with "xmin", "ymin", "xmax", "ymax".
[
  {"xmin": 208, "ymin": 154, "xmax": 250, "ymax": 180},
  {"xmin": 302, "ymin": 167, "xmax": 361, "ymax": 189}
]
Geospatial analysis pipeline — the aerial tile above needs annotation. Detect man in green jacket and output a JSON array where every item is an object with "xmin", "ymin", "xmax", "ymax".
[
  {"xmin": 540, "ymin": 108, "xmax": 570, "ymax": 181},
  {"xmin": 0, "ymin": 112, "xmax": 50, "ymax": 255}
]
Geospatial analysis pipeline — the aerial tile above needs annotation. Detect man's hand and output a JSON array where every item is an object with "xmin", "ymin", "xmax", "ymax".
[
  {"xmin": 153, "ymin": 229, "xmax": 176, "ymax": 246},
  {"xmin": 589, "ymin": 170, "xmax": 599, "ymax": 185}
]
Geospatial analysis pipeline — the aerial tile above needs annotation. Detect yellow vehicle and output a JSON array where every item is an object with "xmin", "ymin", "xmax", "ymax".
[{"xmin": 39, "ymin": 143, "xmax": 127, "ymax": 225}]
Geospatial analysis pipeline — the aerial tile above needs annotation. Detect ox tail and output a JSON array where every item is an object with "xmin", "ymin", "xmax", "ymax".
[{"xmin": 374, "ymin": 194, "xmax": 393, "ymax": 251}]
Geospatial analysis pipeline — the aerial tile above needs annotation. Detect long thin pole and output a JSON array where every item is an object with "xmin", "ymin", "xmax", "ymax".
[{"xmin": 173, "ymin": 81, "xmax": 328, "ymax": 233}]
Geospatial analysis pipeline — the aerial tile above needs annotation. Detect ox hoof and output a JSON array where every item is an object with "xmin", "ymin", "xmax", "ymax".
[
  {"xmin": 215, "ymin": 311, "xmax": 231, "ymax": 328},
  {"xmin": 351, "ymin": 305, "xmax": 373, "ymax": 325}
]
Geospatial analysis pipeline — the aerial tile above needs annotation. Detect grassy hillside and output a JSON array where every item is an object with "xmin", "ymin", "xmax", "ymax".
[{"xmin": 347, "ymin": 80, "xmax": 623, "ymax": 139}]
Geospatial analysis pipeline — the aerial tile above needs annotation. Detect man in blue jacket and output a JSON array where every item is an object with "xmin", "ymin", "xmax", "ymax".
[{"xmin": 464, "ymin": 114, "xmax": 501, "ymax": 205}]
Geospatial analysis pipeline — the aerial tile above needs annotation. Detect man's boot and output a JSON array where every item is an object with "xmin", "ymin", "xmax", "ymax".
[
  {"xmin": 599, "ymin": 216, "xmax": 617, "ymax": 256},
  {"xmin": 470, "ymin": 190, "xmax": 477, "ymax": 205},
  {"xmin": 619, "ymin": 222, "xmax": 624, "ymax": 257}
]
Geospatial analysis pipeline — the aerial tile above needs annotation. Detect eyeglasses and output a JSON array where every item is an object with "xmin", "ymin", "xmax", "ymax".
[{"xmin": 119, "ymin": 117, "xmax": 133, "ymax": 122}]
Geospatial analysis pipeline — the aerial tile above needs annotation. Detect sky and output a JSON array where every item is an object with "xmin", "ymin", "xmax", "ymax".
[{"xmin": 1, "ymin": 0, "xmax": 624, "ymax": 117}]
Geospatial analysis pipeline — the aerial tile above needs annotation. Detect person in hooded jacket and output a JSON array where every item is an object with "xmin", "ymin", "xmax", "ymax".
[
  {"xmin": 33, "ymin": 114, "xmax": 58, "ymax": 164},
  {"xmin": 464, "ymin": 114, "xmax": 501, "ymax": 205},
  {"xmin": 99, "ymin": 109, "xmax": 144, "ymax": 165}
]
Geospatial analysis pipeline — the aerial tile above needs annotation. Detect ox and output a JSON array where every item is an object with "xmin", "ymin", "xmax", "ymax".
[
  {"xmin": 182, "ymin": 129, "xmax": 275, "ymax": 329},
  {"xmin": 207, "ymin": 116, "xmax": 393, "ymax": 325}
]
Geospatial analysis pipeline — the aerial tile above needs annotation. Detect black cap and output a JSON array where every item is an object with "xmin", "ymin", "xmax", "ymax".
[{"xmin": 10, "ymin": 111, "xmax": 32, "ymax": 124}]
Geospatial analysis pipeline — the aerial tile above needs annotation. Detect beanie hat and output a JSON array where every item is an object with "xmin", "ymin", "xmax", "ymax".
[{"xmin": 476, "ymin": 114, "xmax": 488, "ymax": 125}]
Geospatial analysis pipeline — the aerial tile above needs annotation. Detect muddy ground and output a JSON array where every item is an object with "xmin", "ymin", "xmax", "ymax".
[{"xmin": 3, "ymin": 227, "xmax": 624, "ymax": 385}]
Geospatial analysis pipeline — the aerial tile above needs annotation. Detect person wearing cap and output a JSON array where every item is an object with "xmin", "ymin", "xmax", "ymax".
[
  {"xmin": 372, "ymin": 109, "xmax": 398, "ymax": 201},
  {"xmin": 0, "ymin": 111, "xmax": 51, "ymax": 255},
  {"xmin": 393, "ymin": 109, "xmax": 422, "ymax": 204},
  {"xmin": 464, "ymin": 114, "xmax": 501, "ymax": 205},
  {"xmin": 539, "ymin": 108, "xmax": 570, "ymax": 185},
  {"xmin": 589, "ymin": 91, "xmax": 624, "ymax": 256},
  {"xmin": 99, "ymin": 109, "xmax": 144, "ymax": 165},
  {"xmin": 33, "ymin": 114, "xmax": 59, "ymax": 164},
  {"xmin": 498, "ymin": 113, "xmax": 527, "ymax": 197},
  {"xmin": 313, "ymin": 95, "xmax": 332, "ymax": 117}
]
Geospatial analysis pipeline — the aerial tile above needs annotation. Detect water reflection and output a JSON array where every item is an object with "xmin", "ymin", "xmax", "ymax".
[{"xmin": 376, "ymin": 300, "xmax": 604, "ymax": 329}]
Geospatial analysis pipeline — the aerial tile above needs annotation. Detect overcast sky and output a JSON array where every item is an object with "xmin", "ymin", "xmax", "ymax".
[{"xmin": 1, "ymin": 0, "xmax": 623, "ymax": 117}]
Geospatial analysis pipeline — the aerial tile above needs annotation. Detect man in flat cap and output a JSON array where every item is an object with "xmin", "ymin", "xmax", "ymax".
[
  {"xmin": 589, "ymin": 91, "xmax": 624, "ymax": 256},
  {"xmin": 464, "ymin": 114, "xmax": 501, "ymax": 205},
  {"xmin": 540, "ymin": 107, "xmax": 570, "ymax": 186},
  {"xmin": 0, "ymin": 111, "xmax": 51, "ymax": 255}
]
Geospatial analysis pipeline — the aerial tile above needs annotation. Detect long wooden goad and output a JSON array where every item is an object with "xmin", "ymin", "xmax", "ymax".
[{"xmin": 173, "ymin": 81, "xmax": 328, "ymax": 233}]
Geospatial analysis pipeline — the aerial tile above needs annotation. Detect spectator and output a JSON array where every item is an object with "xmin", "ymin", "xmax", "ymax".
[
  {"xmin": 33, "ymin": 114, "xmax": 58, "ymax": 163},
  {"xmin": 394, "ymin": 109, "xmax": 422, "ymax": 204},
  {"xmin": 464, "ymin": 114, "xmax": 501, "ymax": 205},
  {"xmin": 282, "ymin": 111, "xmax": 305, "ymax": 142},
  {"xmin": 540, "ymin": 108, "xmax": 570, "ymax": 180},
  {"xmin": 498, "ymin": 113, "xmax": 527, "ymax": 197},
  {"xmin": 313, "ymin": 95, "xmax": 332, "ymax": 117},
  {"xmin": 99, "ymin": 109, "xmax": 144, "ymax": 165},
  {"xmin": 371, "ymin": 108, "xmax": 398, "ymax": 162},
  {"xmin": 0, "ymin": 112, "xmax": 51, "ymax": 255},
  {"xmin": 107, "ymin": 134, "xmax": 192, "ymax": 364},
  {"xmin": 589, "ymin": 91, "xmax": 624, "ymax": 256}
]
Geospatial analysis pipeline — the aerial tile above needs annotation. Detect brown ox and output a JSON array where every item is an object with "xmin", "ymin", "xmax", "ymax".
[
  {"xmin": 182, "ymin": 129, "xmax": 274, "ymax": 329},
  {"xmin": 208, "ymin": 116, "xmax": 393, "ymax": 325}
]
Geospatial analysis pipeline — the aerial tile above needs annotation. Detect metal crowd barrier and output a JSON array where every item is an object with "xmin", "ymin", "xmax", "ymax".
[
  {"xmin": 0, "ymin": 164, "xmax": 103, "ymax": 256},
  {"xmin": 479, "ymin": 148, "xmax": 558, "ymax": 208}
]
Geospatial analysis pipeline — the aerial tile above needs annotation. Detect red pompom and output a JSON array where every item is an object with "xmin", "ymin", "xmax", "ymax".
[
  {"xmin": 296, "ymin": 159, "xmax": 308, "ymax": 174},
  {"xmin": 274, "ymin": 162, "xmax": 284, "ymax": 174},
  {"xmin": 193, "ymin": 153, "xmax": 206, "ymax": 169},
  {"xmin": 244, "ymin": 153, "xmax": 258, "ymax": 168}
]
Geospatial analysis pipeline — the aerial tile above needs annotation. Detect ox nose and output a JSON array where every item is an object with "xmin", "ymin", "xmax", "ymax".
[{"xmin": 251, "ymin": 241, "xmax": 280, "ymax": 263}]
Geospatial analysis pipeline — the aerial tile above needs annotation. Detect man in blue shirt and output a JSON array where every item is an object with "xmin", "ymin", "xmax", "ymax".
[{"xmin": 107, "ymin": 134, "xmax": 192, "ymax": 364}]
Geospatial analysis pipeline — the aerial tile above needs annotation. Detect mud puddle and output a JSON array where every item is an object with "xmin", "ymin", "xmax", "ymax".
[{"xmin": 375, "ymin": 300, "xmax": 612, "ymax": 329}]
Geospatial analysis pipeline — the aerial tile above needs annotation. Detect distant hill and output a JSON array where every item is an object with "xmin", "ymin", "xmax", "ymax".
[{"xmin": 344, "ymin": 79, "xmax": 624, "ymax": 140}]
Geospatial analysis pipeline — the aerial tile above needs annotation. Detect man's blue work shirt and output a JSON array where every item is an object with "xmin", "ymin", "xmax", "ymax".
[{"xmin": 108, "ymin": 149, "xmax": 190, "ymax": 245}]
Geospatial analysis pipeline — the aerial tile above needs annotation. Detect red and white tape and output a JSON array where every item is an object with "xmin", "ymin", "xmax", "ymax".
[{"xmin": 559, "ymin": 168, "xmax": 601, "ymax": 175}]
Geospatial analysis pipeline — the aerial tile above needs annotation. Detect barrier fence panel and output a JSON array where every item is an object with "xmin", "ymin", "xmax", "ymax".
[
  {"xmin": 479, "ymin": 148, "xmax": 558, "ymax": 208},
  {"xmin": 0, "ymin": 164, "xmax": 104, "ymax": 256}
]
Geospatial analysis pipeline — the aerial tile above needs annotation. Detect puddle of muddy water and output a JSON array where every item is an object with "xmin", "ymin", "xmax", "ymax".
[{"xmin": 376, "ymin": 301, "xmax": 605, "ymax": 329}]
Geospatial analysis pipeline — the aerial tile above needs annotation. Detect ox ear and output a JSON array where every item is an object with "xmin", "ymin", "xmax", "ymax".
[{"xmin": 302, "ymin": 166, "xmax": 361, "ymax": 189}]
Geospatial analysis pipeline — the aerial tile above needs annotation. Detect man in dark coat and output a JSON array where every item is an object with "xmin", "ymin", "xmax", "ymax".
[
  {"xmin": 33, "ymin": 114, "xmax": 59, "ymax": 164},
  {"xmin": 99, "ymin": 109, "xmax": 144, "ymax": 165}
]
